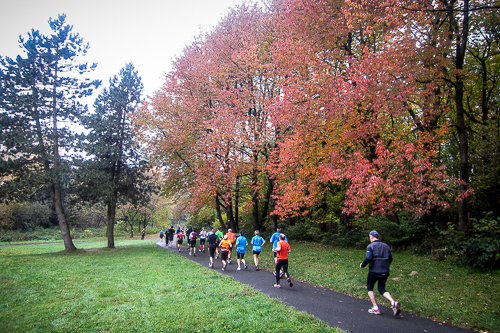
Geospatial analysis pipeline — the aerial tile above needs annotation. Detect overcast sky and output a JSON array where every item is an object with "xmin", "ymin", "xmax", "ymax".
[{"xmin": 0, "ymin": 0, "xmax": 248, "ymax": 103}]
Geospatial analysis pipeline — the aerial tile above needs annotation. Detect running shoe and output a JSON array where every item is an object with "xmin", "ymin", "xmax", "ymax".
[
  {"xmin": 280, "ymin": 271, "xmax": 284, "ymax": 278},
  {"xmin": 256, "ymin": 267, "xmax": 259, "ymax": 271},
  {"xmin": 245, "ymin": 265, "xmax": 248, "ymax": 269},
  {"xmin": 368, "ymin": 307, "xmax": 381, "ymax": 315},
  {"xmin": 287, "ymin": 278, "xmax": 293, "ymax": 288},
  {"xmin": 392, "ymin": 302, "xmax": 401, "ymax": 316},
  {"xmin": 193, "ymin": 253, "xmax": 196, "ymax": 257},
  {"xmin": 189, "ymin": 253, "xmax": 191, "ymax": 256},
  {"xmin": 237, "ymin": 267, "xmax": 241, "ymax": 271},
  {"xmin": 228, "ymin": 260, "xmax": 232, "ymax": 265},
  {"xmin": 273, "ymin": 284, "xmax": 281, "ymax": 288}
]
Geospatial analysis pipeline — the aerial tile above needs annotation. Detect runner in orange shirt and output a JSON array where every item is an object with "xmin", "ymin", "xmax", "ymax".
[
  {"xmin": 226, "ymin": 229, "xmax": 236, "ymax": 265},
  {"xmin": 273, "ymin": 234, "xmax": 293, "ymax": 288},
  {"xmin": 219, "ymin": 235, "xmax": 233, "ymax": 271}
]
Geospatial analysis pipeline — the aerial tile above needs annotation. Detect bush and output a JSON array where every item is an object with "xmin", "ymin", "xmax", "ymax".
[
  {"xmin": 285, "ymin": 221, "xmax": 318, "ymax": 241},
  {"xmin": 447, "ymin": 238, "xmax": 500, "ymax": 269},
  {"xmin": 324, "ymin": 226, "xmax": 366, "ymax": 248},
  {"xmin": 375, "ymin": 213, "xmax": 424, "ymax": 249}
]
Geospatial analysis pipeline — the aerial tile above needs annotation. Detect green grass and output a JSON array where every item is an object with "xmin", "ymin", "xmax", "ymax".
[
  {"xmin": 0, "ymin": 240, "xmax": 343, "ymax": 333},
  {"xmin": 254, "ymin": 241, "xmax": 500, "ymax": 333}
]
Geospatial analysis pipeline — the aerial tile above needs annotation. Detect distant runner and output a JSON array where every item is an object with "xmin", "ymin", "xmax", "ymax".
[
  {"xmin": 189, "ymin": 228, "xmax": 198, "ymax": 257},
  {"xmin": 219, "ymin": 235, "xmax": 232, "ymax": 271},
  {"xmin": 235, "ymin": 230, "xmax": 248, "ymax": 271},
  {"xmin": 251, "ymin": 230, "xmax": 265, "ymax": 271},
  {"xmin": 176, "ymin": 229, "xmax": 185, "ymax": 252},
  {"xmin": 199, "ymin": 227, "xmax": 207, "ymax": 253},
  {"xmin": 207, "ymin": 228, "xmax": 220, "ymax": 269},
  {"xmin": 215, "ymin": 228, "xmax": 224, "ymax": 259},
  {"xmin": 226, "ymin": 229, "xmax": 236, "ymax": 265}
]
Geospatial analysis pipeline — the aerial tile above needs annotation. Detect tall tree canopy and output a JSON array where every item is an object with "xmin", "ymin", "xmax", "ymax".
[
  {"xmin": 137, "ymin": 0, "xmax": 499, "ymax": 232},
  {"xmin": 0, "ymin": 14, "xmax": 100, "ymax": 250},
  {"xmin": 79, "ymin": 63, "xmax": 153, "ymax": 248}
]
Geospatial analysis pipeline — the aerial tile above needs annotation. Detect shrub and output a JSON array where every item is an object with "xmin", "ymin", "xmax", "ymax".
[{"xmin": 448, "ymin": 238, "xmax": 500, "ymax": 269}]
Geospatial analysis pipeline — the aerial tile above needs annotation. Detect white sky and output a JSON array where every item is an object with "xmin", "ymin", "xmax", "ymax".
[{"xmin": 0, "ymin": 0, "xmax": 248, "ymax": 104}]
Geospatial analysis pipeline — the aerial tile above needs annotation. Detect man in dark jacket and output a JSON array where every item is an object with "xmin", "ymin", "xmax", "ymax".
[
  {"xmin": 360, "ymin": 231, "xmax": 401, "ymax": 316},
  {"xmin": 207, "ymin": 229, "xmax": 220, "ymax": 269}
]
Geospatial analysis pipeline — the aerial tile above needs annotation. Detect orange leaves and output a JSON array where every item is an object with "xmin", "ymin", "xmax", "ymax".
[{"xmin": 134, "ymin": 0, "xmax": 468, "ymax": 220}]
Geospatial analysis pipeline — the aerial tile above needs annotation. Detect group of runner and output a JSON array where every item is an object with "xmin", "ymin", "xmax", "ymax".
[
  {"xmin": 159, "ymin": 227, "xmax": 175, "ymax": 247},
  {"xmin": 168, "ymin": 225, "xmax": 293, "ymax": 288},
  {"xmin": 162, "ymin": 225, "xmax": 401, "ymax": 316}
]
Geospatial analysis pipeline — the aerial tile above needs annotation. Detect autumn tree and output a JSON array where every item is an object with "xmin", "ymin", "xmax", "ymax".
[
  {"xmin": 136, "ymin": 5, "xmax": 280, "ymax": 232},
  {"xmin": 265, "ymin": 0, "xmax": 467, "ymax": 225}
]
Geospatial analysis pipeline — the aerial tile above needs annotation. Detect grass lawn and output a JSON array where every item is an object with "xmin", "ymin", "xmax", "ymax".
[
  {"xmin": 0, "ymin": 240, "xmax": 343, "ymax": 333},
  {"xmin": 254, "ymin": 241, "xmax": 499, "ymax": 333}
]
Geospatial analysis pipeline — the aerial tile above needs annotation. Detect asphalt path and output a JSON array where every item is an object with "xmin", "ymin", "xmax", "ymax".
[{"xmin": 156, "ymin": 239, "xmax": 476, "ymax": 333}]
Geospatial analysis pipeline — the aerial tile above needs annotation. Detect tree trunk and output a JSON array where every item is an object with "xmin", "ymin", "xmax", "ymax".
[
  {"xmin": 451, "ymin": 0, "xmax": 471, "ymax": 232},
  {"xmin": 215, "ymin": 193, "xmax": 227, "ymax": 233},
  {"xmin": 259, "ymin": 176, "xmax": 273, "ymax": 228},
  {"xmin": 106, "ymin": 202, "xmax": 116, "ymax": 248},
  {"xmin": 49, "ymin": 60, "xmax": 76, "ymax": 251},
  {"xmin": 49, "ymin": 182, "xmax": 76, "ymax": 251},
  {"xmin": 226, "ymin": 202, "xmax": 236, "ymax": 231},
  {"xmin": 234, "ymin": 176, "xmax": 240, "ymax": 230}
]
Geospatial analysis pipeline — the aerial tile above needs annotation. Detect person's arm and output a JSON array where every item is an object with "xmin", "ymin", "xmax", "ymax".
[{"xmin": 360, "ymin": 245, "xmax": 373, "ymax": 268}]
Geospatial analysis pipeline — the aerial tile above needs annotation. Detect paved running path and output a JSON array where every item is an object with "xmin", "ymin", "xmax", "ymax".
[{"xmin": 156, "ymin": 240, "xmax": 475, "ymax": 333}]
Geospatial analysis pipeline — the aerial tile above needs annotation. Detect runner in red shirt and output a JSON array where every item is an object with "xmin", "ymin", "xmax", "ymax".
[{"xmin": 273, "ymin": 234, "xmax": 293, "ymax": 288}]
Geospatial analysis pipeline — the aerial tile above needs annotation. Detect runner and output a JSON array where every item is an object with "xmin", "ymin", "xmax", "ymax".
[
  {"xmin": 167, "ymin": 225, "xmax": 175, "ymax": 248},
  {"xmin": 199, "ymin": 227, "xmax": 207, "ymax": 253},
  {"xmin": 215, "ymin": 227, "xmax": 224, "ymax": 259},
  {"xmin": 360, "ymin": 231, "xmax": 401, "ymax": 316},
  {"xmin": 159, "ymin": 229, "xmax": 165, "ymax": 243},
  {"xmin": 141, "ymin": 228, "xmax": 146, "ymax": 240},
  {"xmin": 186, "ymin": 227, "xmax": 192, "ymax": 252},
  {"xmin": 207, "ymin": 228, "xmax": 220, "ymax": 269},
  {"xmin": 176, "ymin": 229, "xmax": 185, "ymax": 252},
  {"xmin": 273, "ymin": 233, "xmax": 293, "ymax": 288},
  {"xmin": 235, "ymin": 230, "xmax": 248, "ymax": 271},
  {"xmin": 189, "ymin": 228, "xmax": 198, "ymax": 256},
  {"xmin": 226, "ymin": 229, "xmax": 236, "ymax": 265},
  {"xmin": 270, "ymin": 226, "xmax": 288, "ymax": 278},
  {"xmin": 251, "ymin": 230, "xmax": 265, "ymax": 271},
  {"xmin": 219, "ymin": 235, "xmax": 232, "ymax": 271}
]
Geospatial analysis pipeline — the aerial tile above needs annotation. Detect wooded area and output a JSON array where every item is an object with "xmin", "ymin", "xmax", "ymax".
[{"xmin": 1, "ymin": 1, "xmax": 499, "ymax": 267}]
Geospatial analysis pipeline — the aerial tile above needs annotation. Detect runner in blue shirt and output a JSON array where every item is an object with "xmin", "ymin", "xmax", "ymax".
[
  {"xmin": 270, "ymin": 226, "xmax": 287, "ymax": 265},
  {"xmin": 251, "ymin": 230, "xmax": 265, "ymax": 271},
  {"xmin": 235, "ymin": 230, "xmax": 248, "ymax": 271}
]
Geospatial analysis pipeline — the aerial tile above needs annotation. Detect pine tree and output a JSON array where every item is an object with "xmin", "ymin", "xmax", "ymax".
[{"xmin": 0, "ymin": 14, "xmax": 100, "ymax": 251}]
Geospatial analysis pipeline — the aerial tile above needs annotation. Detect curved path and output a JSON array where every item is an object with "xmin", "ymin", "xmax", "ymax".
[{"xmin": 156, "ymin": 240, "xmax": 475, "ymax": 333}]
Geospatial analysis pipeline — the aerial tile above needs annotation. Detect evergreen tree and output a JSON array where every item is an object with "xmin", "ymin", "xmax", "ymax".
[
  {"xmin": 79, "ymin": 63, "xmax": 153, "ymax": 248},
  {"xmin": 0, "ymin": 14, "xmax": 100, "ymax": 251}
]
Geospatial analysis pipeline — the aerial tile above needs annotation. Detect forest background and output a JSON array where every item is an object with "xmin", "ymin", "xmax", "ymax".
[{"xmin": 1, "ymin": 0, "xmax": 499, "ymax": 270}]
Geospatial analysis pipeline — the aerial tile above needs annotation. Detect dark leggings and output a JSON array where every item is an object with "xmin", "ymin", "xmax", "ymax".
[
  {"xmin": 275, "ymin": 259, "xmax": 290, "ymax": 284},
  {"xmin": 366, "ymin": 272, "xmax": 389, "ymax": 294}
]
